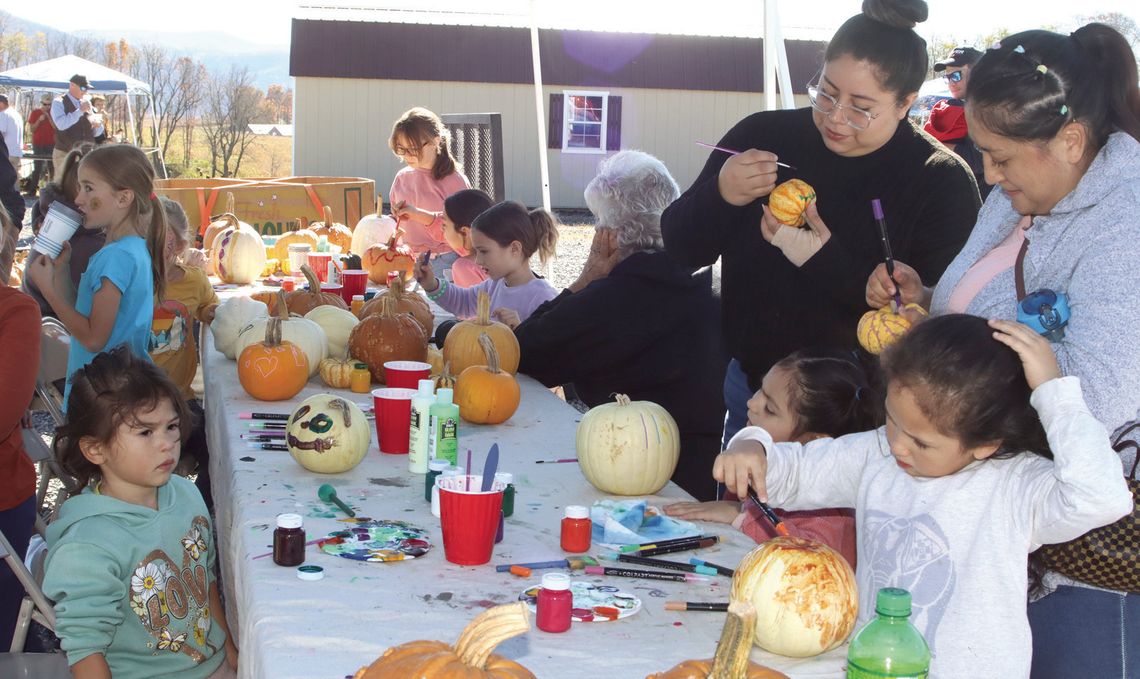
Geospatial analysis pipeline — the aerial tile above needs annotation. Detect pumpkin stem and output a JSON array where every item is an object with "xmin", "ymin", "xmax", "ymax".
[
  {"xmin": 453, "ymin": 602, "xmax": 531, "ymax": 670},
  {"xmin": 614, "ymin": 393, "xmax": 631, "ymax": 407},
  {"xmin": 710, "ymin": 601, "xmax": 758, "ymax": 679},
  {"xmin": 478, "ymin": 333, "xmax": 500, "ymax": 374},
  {"xmin": 379, "ymin": 293, "xmax": 395, "ymax": 318},
  {"xmin": 225, "ymin": 191, "xmax": 235, "ymax": 215},
  {"xmin": 475, "ymin": 291, "xmax": 492, "ymax": 326},
  {"xmin": 300, "ymin": 264, "xmax": 322, "ymax": 300},
  {"xmin": 388, "ymin": 273, "xmax": 406, "ymax": 298},
  {"xmin": 264, "ymin": 316, "xmax": 282, "ymax": 348},
  {"xmin": 274, "ymin": 289, "xmax": 289, "ymax": 321}
]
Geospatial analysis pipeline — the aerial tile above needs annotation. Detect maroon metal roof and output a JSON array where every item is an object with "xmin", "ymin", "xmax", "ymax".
[{"xmin": 290, "ymin": 19, "xmax": 825, "ymax": 94}]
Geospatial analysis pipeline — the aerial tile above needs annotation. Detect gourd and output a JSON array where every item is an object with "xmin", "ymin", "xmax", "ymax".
[
  {"xmin": 456, "ymin": 334, "xmax": 520, "ymax": 425},
  {"xmin": 319, "ymin": 357, "xmax": 356, "ymax": 389},
  {"xmin": 286, "ymin": 264, "xmax": 349, "ymax": 316},
  {"xmin": 305, "ymin": 304, "xmax": 359, "ymax": 360},
  {"xmin": 310, "ymin": 205, "xmax": 353, "ymax": 254},
  {"xmin": 646, "ymin": 601, "xmax": 790, "ymax": 679},
  {"xmin": 856, "ymin": 303, "xmax": 927, "ymax": 355},
  {"xmin": 729, "ymin": 537, "xmax": 858, "ymax": 658},
  {"xmin": 234, "ymin": 291, "xmax": 328, "ymax": 376},
  {"xmin": 202, "ymin": 193, "xmax": 250, "ymax": 251},
  {"xmin": 210, "ymin": 219, "xmax": 267, "ymax": 285},
  {"xmin": 442, "ymin": 292, "xmax": 520, "ymax": 375},
  {"xmin": 211, "ymin": 296, "xmax": 268, "ymax": 359},
  {"xmin": 575, "ymin": 394, "xmax": 680, "ymax": 496},
  {"xmin": 273, "ymin": 218, "xmax": 320, "ymax": 265},
  {"xmin": 237, "ymin": 315, "xmax": 310, "ymax": 401},
  {"xmin": 286, "ymin": 394, "xmax": 370, "ymax": 474},
  {"xmin": 768, "ymin": 179, "xmax": 816, "ymax": 228},
  {"xmin": 351, "ymin": 195, "xmax": 398, "ymax": 256},
  {"xmin": 347, "ymin": 295, "xmax": 429, "ymax": 382},
  {"xmin": 358, "ymin": 274, "xmax": 433, "ymax": 334},
  {"xmin": 364, "ymin": 225, "xmax": 416, "ymax": 283},
  {"xmin": 434, "ymin": 361, "xmax": 457, "ymax": 390},
  {"xmin": 351, "ymin": 602, "xmax": 536, "ymax": 679}
]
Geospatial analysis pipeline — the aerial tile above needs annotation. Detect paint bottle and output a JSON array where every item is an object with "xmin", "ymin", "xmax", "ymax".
[
  {"xmin": 350, "ymin": 362, "xmax": 372, "ymax": 394},
  {"xmin": 408, "ymin": 379, "xmax": 436, "ymax": 474},
  {"xmin": 317, "ymin": 235, "xmax": 330, "ymax": 253},
  {"xmin": 425, "ymin": 458, "xmax": 449, "ymax": 502},
  {"xmin": 536, "ymin": 572, "xmax": 573, "ymax": 633},
  {"xmin": 350, "ymin": 294, "xmax": 365, "ymax": 316},
  {"xmin": 273, "ymin": 513, "xmax": 305, "ymax": 567},
  {"xmin": 560, "ymin": 505, "xmax": 591, "ymax": 553},
  {"xmin": 495, "ymin": 509, "xmax": 505, "ymax": 544},
  {"xmin": 432, "ymin": 466, "xmax": 463, "ymax": 518},
  {"xmin": 496, "ymin": 472, "xmax": 515, "ymax": 517},
  {"xmin": 429, "ymin": 388, "xmax": 460, "ymax": 466}
]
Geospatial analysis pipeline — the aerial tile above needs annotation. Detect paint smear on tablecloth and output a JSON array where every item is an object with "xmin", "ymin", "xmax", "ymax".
[{"xmin": 368, "ymin": 477, "xmax": 409, "ymax": 487}]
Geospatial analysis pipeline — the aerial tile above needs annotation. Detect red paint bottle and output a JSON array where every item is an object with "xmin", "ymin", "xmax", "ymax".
[
  {"xmin": 560, "ymin": 505, "xmax": 591, "ymax": 553},
  {"xmin": 536, "ymin": 572, "xmax": 573, "ymax": 633}
]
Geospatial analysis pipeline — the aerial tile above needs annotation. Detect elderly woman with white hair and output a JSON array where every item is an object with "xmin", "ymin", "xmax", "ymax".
[{"xmin": 515, "ymin": 151, "xmax": 727, "ymax": 500}]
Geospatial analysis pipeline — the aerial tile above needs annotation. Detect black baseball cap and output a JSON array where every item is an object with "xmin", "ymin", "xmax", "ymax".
[
  {"xmin": 69, "ymin": 74, "xmax": 92, "ymax": 90},
  {"xmin": 933, "ymin": 47, "xmax": 982, "ymax": 72}
]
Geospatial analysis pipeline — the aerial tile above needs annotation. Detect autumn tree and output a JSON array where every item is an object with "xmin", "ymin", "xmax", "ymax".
[
  {"xmin": 201, "ymin": 66, "xmax": 263, "ymax": 177},
  {"xmin": 1079, "ymin": 13, "xmax": 1140, "ymax": 47},
  {"xmin": 137, "ymin": 44, "xmax": 207, "ymax": 160},
  {"xmin": 260, "ymin": 84, "xmax": 293, "ymax": 124}
]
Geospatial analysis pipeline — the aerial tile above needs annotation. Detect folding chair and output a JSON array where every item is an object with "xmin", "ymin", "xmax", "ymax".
[
  {"xmin": 34, "ymin": 317, "xmax": 70, "ymax": 428},
  {"xmin": 0, "ymin": 527, "xmax": 70, "ymax": 676},
  {"xmin": 21, "ymin": 428, "xmax": 62, "ymax": 532}
]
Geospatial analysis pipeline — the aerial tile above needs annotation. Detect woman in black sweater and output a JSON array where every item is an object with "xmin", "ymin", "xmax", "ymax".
[{"xmin": 661, "ymin": 0, "xmax": 980, "ymax": 447}]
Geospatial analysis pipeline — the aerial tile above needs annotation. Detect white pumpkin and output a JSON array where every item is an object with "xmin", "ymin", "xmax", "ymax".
[
  {"xmin": 305, "ymin": 305, "xmax": 360, "ymax": 360},
  {"xmin": 287, "ymin": 394, "xmax": 371, "ymax": 474},
  {"xmin": 211, "ymin": 225, "xmax": 267, "ymax": 285},
  {"xmin": 351, "ymin": 197, "xmax": 398, "ymax": 256},
  {"xmin": 211, "ymin": 296, "xmax": 269, "ymax": 359},
  {"xmin": 575, "ymin": 394, "xmax": 680, "ymax": 496},
  {"xmin": 234, "ymin": 315, "xmax": 328, "ymax": 376}
]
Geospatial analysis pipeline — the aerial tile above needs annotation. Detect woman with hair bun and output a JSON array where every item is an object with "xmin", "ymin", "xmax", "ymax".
[{"xmin": 662, "ymin": 0, "xmax": 979, "ymax": 450}]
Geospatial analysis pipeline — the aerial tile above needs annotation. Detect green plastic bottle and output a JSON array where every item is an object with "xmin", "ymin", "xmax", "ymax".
[
  {"xmin": 846, "ymin": 587, "xmax": 930, "ymax": 679},
  {"xmin": 428, "ymin": 388, "xmax": 459, "ymax": 467}
]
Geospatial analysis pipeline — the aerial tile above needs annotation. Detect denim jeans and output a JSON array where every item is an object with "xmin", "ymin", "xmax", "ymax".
[{"xmin": 1029, "ymin": 585, "xmax": 1140, "ymax": 678}]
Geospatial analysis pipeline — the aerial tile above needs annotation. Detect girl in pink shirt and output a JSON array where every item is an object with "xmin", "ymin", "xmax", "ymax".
[
  {"xmin": 665, "ymin": 348, "xmax": 884, "ymax": 569},
  {"xmin": 441, "ymin": 189, "xmax": 493, "ymax": 288}
]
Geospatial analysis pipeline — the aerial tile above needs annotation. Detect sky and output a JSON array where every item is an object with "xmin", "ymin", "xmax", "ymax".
[{"xmin": 9, "ymin": 0, "xmax": 1139, "ymax": 48}]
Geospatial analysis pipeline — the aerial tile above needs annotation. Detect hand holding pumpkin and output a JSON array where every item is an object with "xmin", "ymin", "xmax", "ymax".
[
  {"xmin": 865, "ymin": 261, "xmax": 926, "ymax": 310},
  {"xmin": 761, "ymin": 203, "xmax": 830, "ymax": 267},
  {"xmin": 491, "ymin": 307, "xmax": 520, "ymax": 329},
  {"xmin": 712, "ymin": 438, "xmax": 770, "ymax": 503},
  {"xmin": 717, "ymin": 148, "xmax": 781, "ymax": 206}
]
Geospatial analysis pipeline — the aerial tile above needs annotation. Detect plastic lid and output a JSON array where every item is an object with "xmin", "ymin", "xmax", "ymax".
[
  {"xmin": 417, "ymin": 379, "xmax": 436, "ymax": 396},
  {"xmin": 541, "ymin": 572, "xmax": 571, "ymax": 591},
  {"xmin": 436, "ymin": 388, "xmax": 454, "ymax": 405},
  {"xmin": 428, "ymin": 459, "xmax": 450, "ymax": 472},
  {"xmin": 352, "ymin": 294, "xmax": 365, "ymax": 301},
  {"xmin": 296, "ymin": 565, "xmax": 324, "ymax": 581},
  {"xmin": 276, "ymin": 513, "xmax": 303, "ymax": 529},
  {"xmin": 875, "ymin": 587, "xmax": 912, "ymax": 617},
  {"xmin": 564, "ymin": 505, "xmax": 589, "ymax": 520},
  {"xmin": 495, "ymin": 472, "xmax": 513, "ymax": 485},
  {"xmin": 354, "ymin": 362, "xmax": 368, "ymax": 370},
  {"xmin": 287, "ymin": 243, "xmax": 312, "ymax": 252}
]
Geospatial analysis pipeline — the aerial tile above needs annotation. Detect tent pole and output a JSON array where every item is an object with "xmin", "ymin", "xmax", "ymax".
[
  {"xmin": 150, "ymin": 94, "xmax": 167, "ymax": 178},
  {"xmin": 528, "ymin": 0, "xmax": 554, "ymax": 279}
]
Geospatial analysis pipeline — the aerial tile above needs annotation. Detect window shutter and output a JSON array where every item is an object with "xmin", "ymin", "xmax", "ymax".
[
  {"xmin": 548, "ymin": 93, "xmax": 564, "ymax": 149},
  {"xmin": 606, "ymin": 95, "xmax": 622, "ymax": 151}
]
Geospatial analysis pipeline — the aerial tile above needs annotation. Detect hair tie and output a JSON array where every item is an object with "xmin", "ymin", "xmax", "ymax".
[
  {"xmin": 1060, "ymin": 104, "xmax": 1069, "ymax": 116},
  {"xmin": 1013, "ymin": 45, "xmax": 1025, "ymax": 54},
  {"xmin": 150, "ymin": 192, "xmax": 157, "ymax": 200},
  {"xmin": 1035, "ymin": 64, "xmax": 1048, "ymax": 75},
  {"xmin": 855, "ymin": 387, "xmax": 865, "ymax": 402}
]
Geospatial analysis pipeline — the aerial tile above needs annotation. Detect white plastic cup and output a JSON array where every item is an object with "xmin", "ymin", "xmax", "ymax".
[{"xmin": 33, "ymin": 202, "xmax": 83, "ymax": 258}]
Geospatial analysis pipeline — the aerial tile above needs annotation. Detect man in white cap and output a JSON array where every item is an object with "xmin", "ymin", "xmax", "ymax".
[{"xmin": 50, "ymin": 74, "xmax": 95, "ymax": 173}]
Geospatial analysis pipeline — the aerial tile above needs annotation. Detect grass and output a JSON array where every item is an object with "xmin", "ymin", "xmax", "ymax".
[{"xmin": 160, "ymin": 126, "xmax": 293, "ymax": 179}]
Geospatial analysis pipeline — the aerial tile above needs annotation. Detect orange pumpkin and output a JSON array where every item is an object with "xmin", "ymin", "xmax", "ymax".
[
  {"xmin": 364, "ymin": 224, "xmax": 416, "ymax": 284},
  {"xmin": 647, "ymin": 601, "xmax": 790, "ymax": 679},
  {"xmin": 352, "ymin": 602, "xmax": 535, "ymax": 679},
  {"xmin": 237, "ymin": 311, "xmax": 310, "ymax": 401},
  {"xmin": 358, "ymin": 274, "xmax": 433, "ymax": 334},
  {"xmin": 347, "ymin": 295, "xmax": 429, "ymax": 382},
  {"xmin": 456, "ymin": 334, "xmax": 520, "ymax": 424},
  {"xmin": 768, "ymin": 179, "xmax": 817, "ymax": 228},
  {"xmin": 273, "ymin": 218, "xmax": 321, "ymax": 266},
  {"xmin": 443, "ymin": 292, "xmax": 520, "ymax": 375},
  {"xmin": 286, "ymin": 264, "xmax": 349, "ymax": 316},
  {"xmin": 310, "ymin": 205, "xmax": 353, "ymax": 254},
  {"xmin": 856, "ymin": 303, "xmax": 928, "ymax": 355}
]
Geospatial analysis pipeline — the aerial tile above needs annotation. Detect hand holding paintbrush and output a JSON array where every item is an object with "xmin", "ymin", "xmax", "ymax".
[{"xmin": 697, "ymin": 142, "xmax": 791, "ymax": 207}]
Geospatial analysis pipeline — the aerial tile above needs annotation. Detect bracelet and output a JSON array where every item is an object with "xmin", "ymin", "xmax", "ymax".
[{"xmin": 426, "ymin": 278, "xmax": 447, "ymax": 301}]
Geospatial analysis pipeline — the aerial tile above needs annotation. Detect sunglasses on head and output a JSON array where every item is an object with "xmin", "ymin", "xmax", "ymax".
[{"xmin": 942, "ymin": 71, "xmax": 964, "ymax": 83}]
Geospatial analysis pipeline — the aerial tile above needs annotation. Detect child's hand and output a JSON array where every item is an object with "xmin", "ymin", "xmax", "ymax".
[
  {"xmin": 27, "ymin": 250, "xmax": 56, "ymax": 291},
  {"xmin": 414, "ymin": 257, "xmax": 438, "ymax": 293},
  {"xmin": 393, "ymin": 200, "xmax": 432, "ymax": 225},
  {"xmin": 989, "ymin": 318, "xmax": 1061, "ymax": 390},
  {"xmin": 182, "ymin": 248, "xmax": 208, "ymax": 270},
  {"xmin": 713, "ymin": 439, "xmax": 770, "ymax": 502},
  {"xmin": 492, "ymin": 308, "xmax": 520, "ymax": 329},
  {"xmin": 663, "ymin": 500, "xmax": 742, "ymax": 525}
]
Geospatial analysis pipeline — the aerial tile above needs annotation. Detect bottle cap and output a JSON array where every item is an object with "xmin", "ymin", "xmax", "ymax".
[
  {"xmin": 436, "ymin": 388, "xmax": 454, "ymax": 405},
  {"xmin": 276, "ymin": 513, "xmax": 303, "ymax": 529},
  {"xmin": 875, "ymin": 587, "xmax": 912, "ymax": 617},
  {"xmin": 495, "ymin": 472, "xmax": 513, "ymax": 485},
  {"xmin": 541, "ymin": 572, "xmax": 571, "ymax": 591},
  {"xmin": 564, "ymin": 505, "xmax": 589, "ymax": 520},
  {"xmin": 287, "ymin": 243, "xmax": 312, "ymax": 252},
  {"xmin": 417, "ymin": 379, "xmax": 436, "ymax": 396},
  {"xmin": 352, "ymin": 294, "xmax": 365, "ymax": 301},
  {"xmin": 296, "ymin": 565, "xmax": 324, "ymax": 581},
  {"xmin": 427, "ymin": 458, "xmax": 450, "ymax": 472},
  {"xmin": 354, "ymin": 362, "xmax": 368, "ymax": 370}
]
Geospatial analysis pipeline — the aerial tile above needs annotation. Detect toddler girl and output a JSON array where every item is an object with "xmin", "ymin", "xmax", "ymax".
[{"xmin": 441, "ymin": 188, "xmax": 493, "ymax": 287}]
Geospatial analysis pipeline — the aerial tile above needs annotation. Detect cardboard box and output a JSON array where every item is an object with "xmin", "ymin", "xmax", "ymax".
[{"xmin": 156, "ymin": 176, "xmax": 377, "ymax": 237}]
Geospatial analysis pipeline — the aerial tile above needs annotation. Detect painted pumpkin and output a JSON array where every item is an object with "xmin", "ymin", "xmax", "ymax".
[
  {"xmin": 856, "ymin": 303, "xmax": 928, "ymax": 355},
  {"xmin": 305, "ymin": 304, "xmax": 359, "ymax": 360},
  {"xmin": 442, "ymin": 292, "xmax": 520, "ymax": 375},
  {"xmin": 575, "ymin": 394, "xmax": 680, "ymax": 496},
  {"xmin": 310, "ymin": 205, "xmax": 353, "ymax": 254},
  {"xmin": 768, "ymin": 179, "xmax": 816, "ymax": 228},
  {"xmin": 352, "ymin": 602, "xmax": 535, "ymax": 679},
  {"xmin": 730, "ymin": 537, "xmax": 858, "ymax": 658},
  {"xmin": 286, "ymin": 264, "xmax": 349, "ymax": 316},
  {"xmin": 273, "ymin": 220, "xmax": 320, "ymax": 266},
  {"xmin": 234, "ymin": 291, "xmax": 328, "ymax": 376},
  {"xmin": 211, "ymin": 295, "xmax": 268, "ymax": 359},
  {"xmin": 319, "ymin": 357, "xmax": 356, "ymax": 389},
  {"xmin": 211, "ymin": 222, "xmax": 266, "ymax": 285},
  {"xmin": 351, "ymin": 196, "xmax": 398, "ymax": 256},
  {"xmin": 201, "ymin": 193, "xmax": 253, "ymax": 251},
  {"xmin": 286, "ymin": 394, "xmax": 370, "ymax": 474},
  {"xmin": 359, "ymin": 274, "xmax": 433, "ymax": 334},
  {"xmin": 647, "ymin": 601, "xmax": 790, "ymax": 679},
  {"xmin": 347, "ymin": 295, "xmax": 429, "ymax": 382},
  {"xmin": 237, "ymin": 316, "xmax": 309, "ymax": 401},
  {"xmin": 364, "ymin": 224, "xmax": 416, "ymax": 284},
  {"xmin": 456, "ymin": 334, "xmax": 520, "ymax": 425}
]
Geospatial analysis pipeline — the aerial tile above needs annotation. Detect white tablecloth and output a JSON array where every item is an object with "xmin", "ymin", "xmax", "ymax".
[{"xmin": 201, "ymin": 323, "xmax": 847, "ymax": 678}]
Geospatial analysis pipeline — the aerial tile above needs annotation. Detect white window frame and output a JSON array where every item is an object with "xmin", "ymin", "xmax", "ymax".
[{"xmin": 561, "ymin": 90, "xmax": 608, "ymax": 154}]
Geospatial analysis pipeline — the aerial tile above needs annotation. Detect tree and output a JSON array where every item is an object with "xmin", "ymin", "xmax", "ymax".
[
  {"xmin": 1079, "ymin": 13, "xmax": 1140, "ymax": 48},
  {"xmin": 260, "ymin": 84, "xmax": 293, "ymax": 124},
  {"xmin": 137, "ymin": 45, "xmax": 207, "ymax": 160},
  {"xmin": 201, "ymin": 66, "xmax": 263, "ymax": 177}
]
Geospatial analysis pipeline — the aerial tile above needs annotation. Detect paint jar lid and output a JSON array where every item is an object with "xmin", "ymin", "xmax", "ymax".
[
  {"xmin": 277, "ymin": 513, "xmax": 303, "ymax": 529},
  {"xmin": 428, "ymin": 458, "xmax": 450, "ymax": 472},
  {"xmin": 495, "ymin": 472, "xmax": 513, "ymax": 485},
  {"xmin": 296, "ymin": 565, "xmax": 324, "ymax": 581},
  {"xmin": 417, "ymin": 379, "xmax": 436, "ymax": 397},
  {"xmin": 541, "ymin": 572, "xmax": 570, "ymax": 591},
  {"xmin": 352, "ymin": 294, "xmax": 365, "ymax": 301},
  {"xmin": 564, "ymin": 505, "xmax": 589, "ymax": 520},
  {"xmin": 287, "ymin": 243, "xmax": 313, "ymax": 252}
]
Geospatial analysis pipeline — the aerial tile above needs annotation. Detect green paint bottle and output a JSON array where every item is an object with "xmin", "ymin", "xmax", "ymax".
[{"xmin": 429, "ymin": 388, "xmax": 459, "ymax": 467}]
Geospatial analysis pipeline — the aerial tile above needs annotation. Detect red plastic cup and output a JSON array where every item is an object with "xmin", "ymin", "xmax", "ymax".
[
  {"xmin": 438, "ymin": 475, "xmax": 505, "ymax": 565},
  {"xmin": 320, "ymin": 282, "xmax": 343, "ymax": 300},
  {"xmin": 340, "ymin": 269, "xmax": 369, "ymax": 303},
  {"xmin": 383, "ymin": 361, "xmax": 432, "ymax": 389},
  {"xmin": 307, "ymin": 253, "xmax": 332, "ymax": 282},
  {"xmin": 372, "ymin": 387, "xmax": 416, "ymax": 454}
]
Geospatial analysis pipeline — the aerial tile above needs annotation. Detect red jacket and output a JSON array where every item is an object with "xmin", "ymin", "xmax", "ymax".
[
  {"xmin": 0, "ymin": 287, "xmax": 40, "ymax": 511},
  {"xmin": 923, "ymin": 100, "xmax": 969, "ymax": 144}
]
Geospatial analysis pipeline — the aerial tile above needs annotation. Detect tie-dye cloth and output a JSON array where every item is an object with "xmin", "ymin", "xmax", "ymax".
[{"xmin": 590, "ymin": 499, "xmax": 703, "ymax": 545}]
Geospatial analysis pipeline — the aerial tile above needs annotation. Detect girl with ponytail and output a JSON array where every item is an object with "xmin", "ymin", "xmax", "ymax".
[{"xmin": 27, "ymin": 144, "xmax": 167, "ymax": 407}]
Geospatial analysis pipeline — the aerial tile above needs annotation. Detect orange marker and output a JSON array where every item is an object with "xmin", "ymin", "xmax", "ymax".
[{"xmin": 510, "ymin": 565, "xmax": 533, "ymax": 577}]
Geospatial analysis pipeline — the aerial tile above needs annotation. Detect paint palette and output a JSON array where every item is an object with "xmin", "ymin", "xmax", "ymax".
[
  {"xmin": 317, "ymin": 518, "xmax": 431, "ymax": 562},
  {"xmin": 518, "ymin": 581, "xmax": 642, "ymax": 623}
]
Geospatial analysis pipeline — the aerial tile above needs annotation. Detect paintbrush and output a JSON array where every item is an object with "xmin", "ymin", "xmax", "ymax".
[
  {"xmin": 665, "ymin": 601, "xmax": 729, "ymax": 612},
  {"xmin": 695, "ymin": 141, "xmax": 795, "ymax": 169},
  {"xmin": 871, "ymin": 198, "xmax": 904, "ymax": 313},
  {"xmin": 746, "ymin": 488, "xmax": 790, "ymax": 537},
  {"xmin": 619, "ymin": 534, "xmax": 719, "ymax": 553},
  {"xmin": 494, "ymin": 556, "xmax": 596, "ymax": 572}
]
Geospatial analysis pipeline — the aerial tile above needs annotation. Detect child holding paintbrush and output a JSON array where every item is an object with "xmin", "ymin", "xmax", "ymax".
[{"xmin": 666, "ymin": 347, "xmax": 882, "ymax": 568}]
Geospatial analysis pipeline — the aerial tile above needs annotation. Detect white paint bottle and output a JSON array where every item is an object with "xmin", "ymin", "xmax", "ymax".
[{"xmin": 408, "ymin": 379, "xmax": 436, "ymax": 474}]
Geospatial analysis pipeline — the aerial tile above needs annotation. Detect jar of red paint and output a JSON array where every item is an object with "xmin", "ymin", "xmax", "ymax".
[{"xmin": 536, "ymin": 572, "xmax": 572, "ymax": 633}]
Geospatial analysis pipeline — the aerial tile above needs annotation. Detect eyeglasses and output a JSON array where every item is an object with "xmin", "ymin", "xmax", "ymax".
[
  {"xmin": 942, "ymin": 71, "xmax": 964, "ymax": 83},
  {"xmin": 806, "ymin": 85, "xmax": 879, "ymax": 130}
]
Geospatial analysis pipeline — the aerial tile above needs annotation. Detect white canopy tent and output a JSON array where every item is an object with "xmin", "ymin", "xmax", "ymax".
[{"xmin": 0, "ymin": 55, "xmax": 166, "ymax": 177}]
